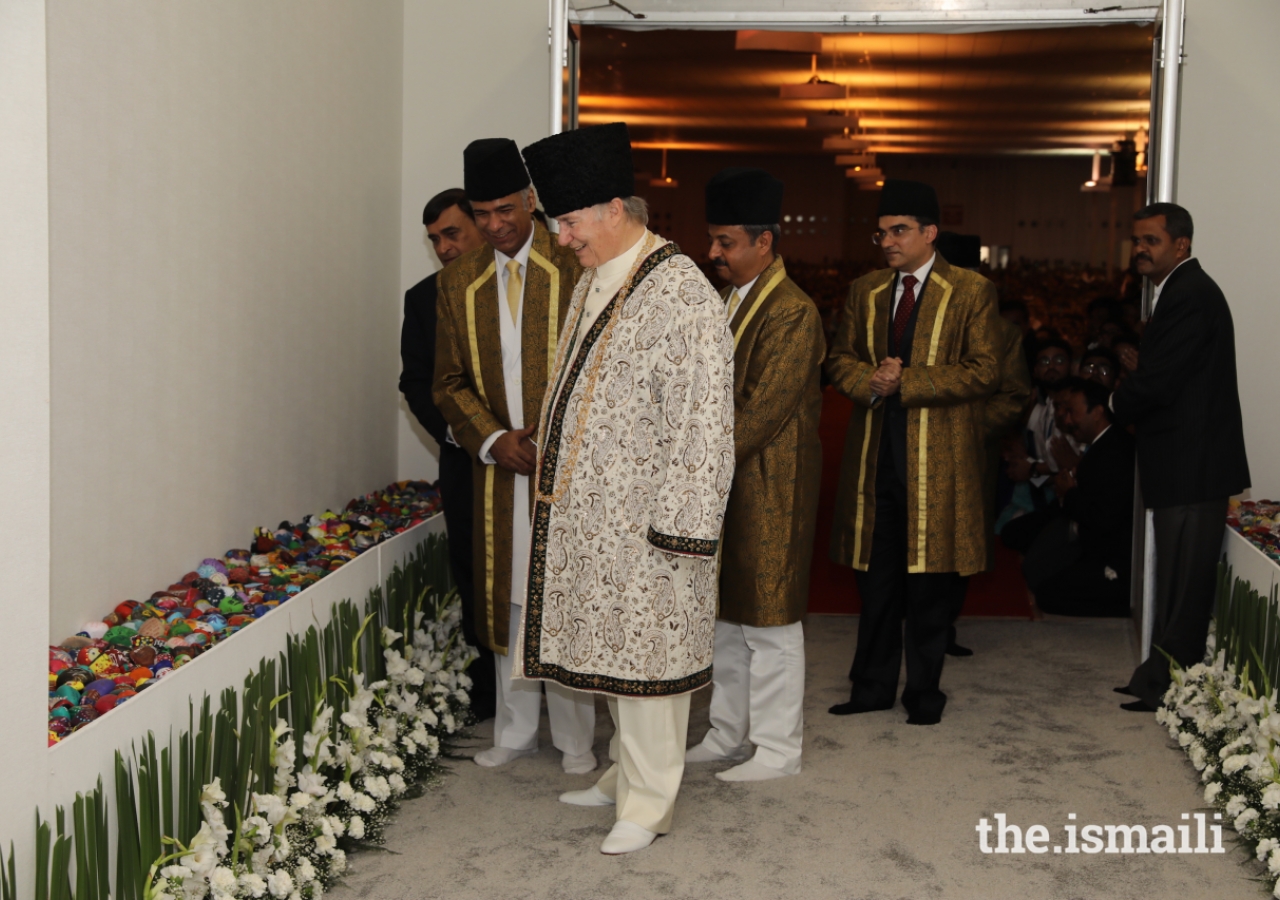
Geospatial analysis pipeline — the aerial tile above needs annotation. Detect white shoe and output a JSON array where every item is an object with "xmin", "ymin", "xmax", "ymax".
[
  {"xmin": 559, "ymin": 785, "xmax": 615, "ymax": 807},
  {"xmin": 473, "ymin": 746, "xmax": 536, "ymax": 768},
  {"xmin": 600, "ymin": 820, "xmax": 657, "ymax": 855},
  {"xmin": 715, "ymin": 759, "xmax": 791, "ymax": 782},
  {"xmin": 562, "ymin": 749, "xmax": 598, "ymax": 775},
  {"xmin": 685, "ymin": 742, "xmax": 749, "ymax": 764}
]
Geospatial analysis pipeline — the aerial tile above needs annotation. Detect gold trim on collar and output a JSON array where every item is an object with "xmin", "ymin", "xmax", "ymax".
[
  {"xmin": 465, "ymin": 261, "xmax": 497, "ymax": 406},
  {"xmin": 733, "ymin": 268, "xmax": 788, "ymax": 349},
  {"xmin": 527, "ymin": 248, "xmax": 559, "ymax": 379}
]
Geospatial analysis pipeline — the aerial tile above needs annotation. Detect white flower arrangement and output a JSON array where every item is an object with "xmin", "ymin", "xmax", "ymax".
[
  {"xmin": 144, "ymin": 595, "xmax": 476, "ymax": 900},
  {"xmin": 1159, "ymin": 629, "xmax": 1280, "ymax": 895}
]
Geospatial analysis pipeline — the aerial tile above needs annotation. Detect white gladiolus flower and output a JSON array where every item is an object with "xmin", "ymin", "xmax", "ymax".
[
  {"xmin": 382, "ymin": 626, "xmax": 404, "ymax": 646},
  {"xmin": 266, "ymin": 870, "xmax": 294, "ymax": 898},
  {"xmin": 179, "ymin": 823, "xmax": 220, "ymax": 878},
  {"xmin": 297, "ymin": 770, "xmax": 328, "ymax": 797},
  {"xmin": 253, "ymin": 792, "xmax": 288, "ymax": 826},
  {"xmin": 160, "ymin": 865, "xmax": 193, "ymax": 881},
  {"xmin": 201, "ymin": 779, "xmax": 227, "ymax": 806}
]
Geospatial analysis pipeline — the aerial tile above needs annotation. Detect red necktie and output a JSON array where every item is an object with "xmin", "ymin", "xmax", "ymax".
[{"xmin": 892, "ymin": 274, "xmax": 918, "ymax": 348}]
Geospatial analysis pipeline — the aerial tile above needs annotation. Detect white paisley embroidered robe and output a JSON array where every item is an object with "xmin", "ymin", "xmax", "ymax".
[{"xmin": 520, "ymin": 238, "xmax": 735, "ymax": 697}]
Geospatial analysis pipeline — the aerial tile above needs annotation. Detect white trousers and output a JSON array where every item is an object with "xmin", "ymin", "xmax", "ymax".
[
  {"xmin": 595, "ymin": 693, "xmax": 691, "ymax": 834},
  {"xmin": 493, "ymin": 603, "xmax": 595, "ymax": 755},
  {"xmin": 698, "ymin": 620, "xmax": 805, "ymax": 774}
]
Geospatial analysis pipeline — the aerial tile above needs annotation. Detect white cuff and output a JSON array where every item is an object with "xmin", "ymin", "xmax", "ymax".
[
  {"xmin": 445, "ymin": 425, "xmax": 460, "ymax": 448},
  {"xmin": 479, "ymin": 430, "xmax": 506, "ymax": 465}
]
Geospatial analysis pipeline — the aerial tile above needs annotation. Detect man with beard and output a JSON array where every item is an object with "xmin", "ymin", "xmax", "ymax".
[
  {"xmin": 684, "ymin": 167, "xmax": 824, "ymax": 781},
  {"xmin": 399, "ymin": 187, "xmax": 494, "ymax": 719},
  {"xmin": 433, "ymin": 138, "xmax": 596, "ymax": 773},
  {"xmin": 1113, "ymin": 203, "xmax": 1250, "ymax": 712},
  {"xmin": 826, "ymin": 179, "xmax": 999, "ymax": 726},
  {"xmin": 518, "ymin": 123, "xmax": 734, "ymax": 853}
]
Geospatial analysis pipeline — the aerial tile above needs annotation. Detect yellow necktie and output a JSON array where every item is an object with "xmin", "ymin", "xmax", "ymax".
[
  {"xmin": 727, "ymin": 288, "xmax": 742, "ymax": 320},
  {"xmin": 505, "ymin": 259, "xmax": 523, "ymax": 324}
]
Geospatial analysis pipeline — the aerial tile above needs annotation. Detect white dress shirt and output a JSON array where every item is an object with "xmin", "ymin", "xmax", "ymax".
[
  {"xmin": 1150, "ymin": 256, "xmax": 1194, "ymax": 314},
  {"xmin": 478, "ymin": 228, "xmax": 536, "ymax": 463},
  {"xmin": 892, "ymin": 253, "xmax": 936, "ymax": 320},
  {"xmin": 727, "ymin": 272, "xmax": 761, "ymax": 321},
  {"xmin": 579, "ymin": 229, "xmax": 650, "ymax": 339}
]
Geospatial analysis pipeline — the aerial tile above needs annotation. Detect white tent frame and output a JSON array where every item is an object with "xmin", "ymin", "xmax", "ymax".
[{"xmin": 548, "ymin": 0, "xmax": 1186, "ymax": 661}]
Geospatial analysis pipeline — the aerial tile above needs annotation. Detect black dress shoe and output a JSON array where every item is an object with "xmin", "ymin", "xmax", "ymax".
[
  {"xmin": 829, "ymin": 698, "xmax": 893, "ymax": 716},
  {"xmin": 1113, "ymin": 686, "xmax": 1136, "ymax": 696},
  {"xmin": 945, "ymin": 641, "xmax": 974, "ymax": 658},
  {"xmin": 906, "ymin": 711, "xmax": 943, "ymax": 726},
  {"xmin": 1120, "ymin": 699, "xmax": 1157, "ymax": 713}
]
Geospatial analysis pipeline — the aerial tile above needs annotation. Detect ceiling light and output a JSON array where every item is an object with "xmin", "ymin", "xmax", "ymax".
[
  {"xmin": 1080, "ymin": 149, "xmax": 1109, "ymax": 192},
  {"xmin": 780, "ymin": 54, "xmax": 845, "ymax": 99},
  {"xmin": 649, "ymin": 148, "xmax": 678, "ymax": 188}
]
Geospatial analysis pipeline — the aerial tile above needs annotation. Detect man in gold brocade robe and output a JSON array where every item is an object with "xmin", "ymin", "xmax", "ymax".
[
  {"xmin": 685, "ymin": 168, "xmax": 823, "ymax": 782},
  {"xmin": 826, "ymin": 179, "xmax": 999, "ymax": 726},
  {"xmin": 433, "ymin": 138, "xmax": 595, "ymax": 773}
]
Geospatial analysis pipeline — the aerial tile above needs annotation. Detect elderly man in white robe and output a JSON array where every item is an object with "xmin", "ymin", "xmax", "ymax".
[{"xmin": 518, "ymin": 123, "xmax": 735, "ymax": 855}]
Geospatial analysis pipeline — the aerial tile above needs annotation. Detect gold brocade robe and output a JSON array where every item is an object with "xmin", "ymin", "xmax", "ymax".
[
  {"xmin": 825, "ymin": 255, "xmax": 1000, "ymax": 576},
  {"xmin": 979, "ymin": 317, "xmax": 1032, "ymax": 570},
  {"xmin": 432, "ymin": 221, "xmax": 582, "ymax": 654},
  {"xmin": 718, "ymin": 257, "xmax": 825, "ymax": 627}
]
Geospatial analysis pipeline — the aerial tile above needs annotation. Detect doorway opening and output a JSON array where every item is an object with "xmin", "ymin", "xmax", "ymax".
[{"xmin": 571, "ymin": 23, "xmax": 1157, "ymax": 617}]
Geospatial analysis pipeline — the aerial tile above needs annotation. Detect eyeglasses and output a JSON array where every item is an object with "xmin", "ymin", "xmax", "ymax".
[
  {"xmin": 1081, "ymin": 362, "xmax": 1114, "ymax": 376},
  {"xmin": 1034, "ymin": 354, "xmax": 1070, "ymax": 368},
  {"xmin": 871, "ymin": 224, "xmax": 919, "ymax": 246}
]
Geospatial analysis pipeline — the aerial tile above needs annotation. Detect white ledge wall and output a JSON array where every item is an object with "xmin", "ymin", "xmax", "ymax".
[
  {"xmin": 46, "ymin": 1, "xmax": 405, "ymax": 641},
  {"xmin": 395, "ymin": 0, "xmax": 552, "ymax": 482}
]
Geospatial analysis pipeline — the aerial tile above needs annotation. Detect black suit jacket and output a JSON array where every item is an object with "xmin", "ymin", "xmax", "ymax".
[
  {"xmin": 1063, "ymin": 426, "xmax": 1136, "ymax": 576},
  {"xmin": 399, "ymin": 272, "xmax": 449, "ymax": 446},
  {"xmin": 1111, "ymin": 259, "xmax": 1250, "ymax": 508}
]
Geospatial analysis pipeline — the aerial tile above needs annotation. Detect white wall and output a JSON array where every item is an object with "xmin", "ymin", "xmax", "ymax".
[
  {"xmin": 396, "ymin": 0, "xmax": 553, "ymax": 481},
  {"xmin": 1179, "ymin": 0, "xmax": 1280, "ymax": 498},
  {"xmin": 46, "ymin": 1, "xmax": 405, "ymax": 641},
  {"xmin": 0, "ymin": 2, "xmax": 52, "ymax": 892}
]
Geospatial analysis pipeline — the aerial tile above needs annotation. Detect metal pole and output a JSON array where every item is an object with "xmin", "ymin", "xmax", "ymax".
[
  {"xmin": 1156, "ymin": 0, "xmax": 1184, "ymax": 202},
  {"xmin": 549, "ymin": 0, "xmax": 568, "ymax": 137}
]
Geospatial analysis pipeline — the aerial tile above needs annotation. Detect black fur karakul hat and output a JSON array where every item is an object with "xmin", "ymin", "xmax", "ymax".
[
  {"xmin": 521, "ymin": 123, "xmax": 636, "ymax": 219},
  {"xmin": 705, "ymin": 167, "xmax": 785, "ymax": 225},
  {"xmin": 463, "ymin": 138, "xmax": 530, "ymax": 203},
  {"xmin": 877, "ymin": 178, "xmax": 941, "ymax": 222}
]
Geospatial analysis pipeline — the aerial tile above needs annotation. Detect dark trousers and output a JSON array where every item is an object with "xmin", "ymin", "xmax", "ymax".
[
  {"xmin": 1126, "ymin": 498, "xmax": 1227, "ymax": 707},
  {"xmin": 848, "ymin": 458, "xmax": 960, "ymax": 719},
  {"xmin": 1023, "ymin": 515, "xmax": 1129, "ymax": 617},
  {"xmin": 439, "ymin": 442, "xmax": 495, "ymax": 719}
]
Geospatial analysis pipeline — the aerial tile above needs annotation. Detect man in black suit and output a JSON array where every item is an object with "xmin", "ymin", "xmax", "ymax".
[
  {"xmin": 1112, "ymin": 203, "xmax": 1251, "ymax": 712},
  {"xmin": 399, "ymin": 188, "xmax": 496, "ymax": 720},
  {"xmin": 1023, "ymin": 378, "xmax": 1134, "ymax": 617}
]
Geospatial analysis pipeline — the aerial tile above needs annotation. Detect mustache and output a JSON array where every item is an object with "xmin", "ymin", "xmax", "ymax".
[{"xmin": 712, "ymin": 258, "xmax": 728, "ymax": 267}]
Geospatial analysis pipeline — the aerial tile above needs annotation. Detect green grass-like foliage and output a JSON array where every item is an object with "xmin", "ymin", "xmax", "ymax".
[
  {"xmin": 1212, "ymin": 557, "xmax": 1280, "ymax": 697},
  {"xmin": 10, "ymin": 534, "xmax": 453, "ymax": 900}
]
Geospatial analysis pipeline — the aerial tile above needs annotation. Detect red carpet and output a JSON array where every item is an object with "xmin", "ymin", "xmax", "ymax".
[{"xmin": 806, "ymin": 387, "xmax": 1031, "ymax": 619}]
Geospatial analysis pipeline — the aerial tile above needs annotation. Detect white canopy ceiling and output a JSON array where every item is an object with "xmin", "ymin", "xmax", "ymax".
[{"xmin": 568, "ymin": 0, "xmax": 1160, "ymax": 32}]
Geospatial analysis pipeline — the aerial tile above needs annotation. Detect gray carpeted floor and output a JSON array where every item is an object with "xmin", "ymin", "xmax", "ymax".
[{"xmin": 328, "ymin": 616, "xmax": 1264, "ymax": 899}]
